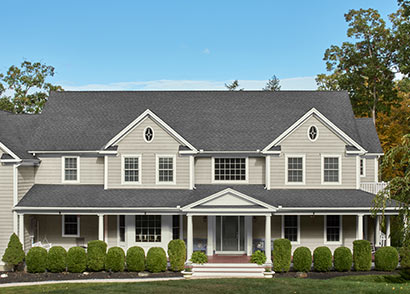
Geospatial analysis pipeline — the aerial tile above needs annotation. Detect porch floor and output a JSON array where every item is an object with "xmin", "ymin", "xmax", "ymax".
[{"xmin": 207, "ymin": 254, "xmax": 251, "ymax": 263}]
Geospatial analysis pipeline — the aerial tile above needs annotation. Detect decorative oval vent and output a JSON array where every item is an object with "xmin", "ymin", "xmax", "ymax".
[
  {"xmin": 308, "ymin": 125, "xmax": 318, "ymax": 141},
  {"xmin": 144, "ymin": 127, "xmax": 154, "ymax": 142}
]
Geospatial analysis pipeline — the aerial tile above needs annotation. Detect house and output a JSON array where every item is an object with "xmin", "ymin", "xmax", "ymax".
[{"xmin": 0, "ymin": 90, "xmax": 396, "ymax": 269}]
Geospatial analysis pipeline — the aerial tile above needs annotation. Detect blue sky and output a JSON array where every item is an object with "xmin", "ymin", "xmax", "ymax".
[{"xmin": 0, "ymin": 0, "xmax": 399, "ymax": 90}]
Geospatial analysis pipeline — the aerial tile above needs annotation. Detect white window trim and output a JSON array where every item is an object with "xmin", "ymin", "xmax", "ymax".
[
  {"xmin": 211, "ymin": 157, "xmax": 249, "ymax": 184},
  {"xmin": 281, "ymin": 215, "xmax": 300, "ymax": 244},
  {"xmin": 62, "ymin": 215, "xmax": 80, "ymax": 238},
  {"xmin": 324, "ymin": 215, "xmax": 343, "ymax": 245},
  {"xmin": 61, "ymin": 156, "xmax": 80, "ymax": 184},
  {"xmin": 360, "ymin": 158, "xmax": 366, "ymax": 177},
  {"xmin": 117, "ymin": 215, "xmax": 126, "ymax": 245},
  {"xmin": 307, "ymin": 125, "xmax": 319, "ymax": 142},
  {"xmin": 121, "ymin": 154, "xmax": 142, "ymax": 185},
  {"xmin": 156, "ymin": 154, "xmax": 177, "ymax": 185},
  {"xmin": 143, "ymin": 126, "xmax": 154, "ymax": 143},
  {"xmin": 285, "ymin": 154, "xmax": 306, "ymax": 185},
  {"xmin": 321, "ymin": 154, "xmax": 342, "ymax": 185}
]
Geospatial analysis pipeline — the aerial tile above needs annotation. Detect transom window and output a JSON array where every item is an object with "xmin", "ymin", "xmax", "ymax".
[
  {"xmin": 287, "ymin": 157, "xmax": 304, "ymax": 183},
  {"xmin": 63, "ymin": 157, "xmax": 79, "ymax": 182},
  {"xmin": 308, "ymin": 125, "xmax": 318, "ymax": 141},
  {"xmin": 135, "ymin": 215, "xmax": 161, "ymax": 242},
  {"xmin": 144, "ymin": 127, "xmax": 154, "ymax": 142},
  {"xmin": 62, "ymin": 215, "xmax": 79, "ymax": 237},
  {"xmin": 158, "ymin": 156, "xmax": 174, "ymax": 183},
  {"xmin": 123, "ymin": 156, "xmax": 140, "ymax": 183},
  {"xmin": 326, "ymin": 215, "xmax": 341, "ymax": 243},
  {"xmin": 214, "ymin": 158, "xmax": 246, "ymax": 181},
  {"xmin": 324, "ymin": 157, "xmax": 340, "ymax": 183},
  {"xmin": 283, "ymin": 216, "xmax": 299, "ymax": 242}
]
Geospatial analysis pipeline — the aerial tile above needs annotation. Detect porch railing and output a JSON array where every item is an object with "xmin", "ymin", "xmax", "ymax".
[{"xmin": 360, "ymin": 182, "xmax": 388, "ymax": 195}]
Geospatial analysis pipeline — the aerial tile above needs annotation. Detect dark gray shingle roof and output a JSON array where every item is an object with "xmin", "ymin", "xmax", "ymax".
[{"xmin": 355, "ymin": 118, "xmax": 383, "ymax": 154}]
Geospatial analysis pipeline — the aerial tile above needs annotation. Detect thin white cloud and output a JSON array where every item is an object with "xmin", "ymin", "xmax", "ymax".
[{"xmin": 202, "ymin": 48, "xmax": 211, "ymax": 55}]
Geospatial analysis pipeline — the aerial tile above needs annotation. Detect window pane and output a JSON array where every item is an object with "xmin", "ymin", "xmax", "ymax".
[
  {"xmin": 158, "ymin": 157, "xmax": 174, "ymax": 182},
  {"xmin": 64, "ymin": 215, "xmax": 78, "ymax": 236},
  {"xmin": 214, "ymin": 158, "xmax": 246, "ymax": 181},
  {"xmin": 135, "ymin": 215, "xmax": 161, "ymax": 242},
  {"xmin": 119, "ymin": 215, "xmax": 125, "ymax": 242},
  {"xmin": 288, "ymin": 157, "xmax": 303, "ymax": 182},
  {"xmin": 124, "ymin": 157, "xmax": 139, "ymax": 182},
  {"xmin": 172, "ymin": 215, "xmax": 180, "ymax": 240},
  {"xmin": 64, "ymin": 158, "xmax": 78, "ymax": 181},
  {"xmin": 284, "ymin": 216, "xmax": 298, "ymax": 242},
  {"xmin": 324, "ymin": 157, "xmax": 339, "ymax": 182},
  {"xmin": 326, "ymin": 216, "xmax": 340, "ymax": 242}
]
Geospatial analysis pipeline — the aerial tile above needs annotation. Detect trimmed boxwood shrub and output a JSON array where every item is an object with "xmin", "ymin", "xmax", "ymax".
[
  {"xmin": 67, "ymin": 247, "xmax": 87, "ymax": 273},
  {"xmin": 47, "ymin": 246, "xmax": 67, "ymax": 273},
  {"xmin": 168, "ymin": 240, "xmax": 186, "ymax": 271},
  {"xmin": 334, "ymin": 247, "xmax": 353, "ymax": 272},
  {"xmin": 105, "ymin": 247, "xmax": 125, "ymax": 272},
  {"xmin": 400, "ymin": 246, "xmax": 410, "ymax": 280},
  {"xmin": 375, "ymin": 246, "xmax": 399, "ymax": 271},
  {"xmin": 313, "ymin": 247, "xmax": 332, "ymax": 272},
  {"xmin": 250, "ymin": 250, "xmax": 266, "ymax": 265},
  {"xmin": 146, "ymin": 247, "xmax": 167, "ymax": 273},
  {"xmin": 191, "ymin": 251, "xmax": 208, "ymax": 264},
  {"xmin": 293, "ymin": 247, "xmax": 312, "ymax": 272},
  {"xmin": 126, "ymin": 246, "xmax": 145, "ymax": 272},
  {"xmin": 1, "ymin": 233, "xmax": 25, "ymax": 271},
  {"xmin": 353, "ymin": 240, "xmax": 372, "ymax": 271},
  {"xmin": 26, "ymin": 247, "xmax": 48, "ymax": 273},
  {"xmin": 87, "ymin": 240, "xmax": 107, "ymax": 271},
  {"xmin": 273, "ymin": 239, "xmax": 291, "ymax": 272}
]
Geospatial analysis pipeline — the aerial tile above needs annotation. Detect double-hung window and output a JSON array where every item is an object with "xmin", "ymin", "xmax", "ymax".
[
  {"xmin": 62, "ymin": 215, "xmax": 80, "ymax": 237},
  {"xmin": 214, "ymin": 158, "xmax": 247, "ymax": 182},
  {"xmin": 157, "ymin": 155, "xmax": 175, "ymax": 184},
  {"xmin": 322, "ymin": 155, "xmax": 341, "ymax": 184},
  {"xmin": 122, "ymin": 155, "xmax": 141, "ymax": 184},
  {"xmin": 135, "ymin": 215, "xmax": 161, "ymax": 242},
  {"xmin": 286, "ymin": 155, "xmax": 305, "ymax": 184},
  {"xmin": 62, "ymin": 156, "xmax": 79, "ymax": 183},
  {"xmin": 282, "ymin": 216, "xmax": 299, "ymax": 243},
  {"xmin": 325, "ymin": 215, "xmax": 342, "ymax": 243}
]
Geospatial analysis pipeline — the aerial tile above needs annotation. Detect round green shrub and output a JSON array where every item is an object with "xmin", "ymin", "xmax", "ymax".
[
  {"xmin": 293, "ymin": 247, "xmax": 312, "ymax": 272},
  {"xmin": 126, "ymin": 246, "xmax": 145, "ymax": 272},
  {"xmin": 87, "ymin": 240, "xmax": 107, "ymax": 272},
  {"xmin": 334, "ymin": 247, "xmax": 353, "ymax": 272},
  {"xmin": 273, "ymin": 238, "xmax": 292, "ymax": 272},
  {"xmin": 168, "ymin": 240, "xmax": 186, "ymax": 271},
  {"xmin": 250, "ymin": 250, "xmax": 266, "ymax": 265},
  {"xmin": 353, "ymin": 240, "xmax": 372, "ymax": 271},
  {"xmin": 105, "ymin": 247, "xmax": 125, "ymax": 272},
  {"xmin": 1, "ymin": 233, "xmax": 25, "ymax": 270},
  {"xmin": 191, "ymin": 251, "xmax": 208, "ymax": 264},
  {"xmin": 47, "ymin": 246, "xmax": 67, "ymax": 273},
  {"xmin": 313, "ymin": 247, "xmax": 332, "ymax": 272},
  {"xmin": 67, "ymin": 247, "xmax": 87, "ymax": 273},
  {"xmin": 146, "ymin": 247, "xmax": 167, "ymax": 273},
  {"xmin": 26, "ymin": 247, "xmax": 48, "ymax": 273},
  {"xmin": 375, "ymin": 246, "xmax": 399, "ymax": 271}
]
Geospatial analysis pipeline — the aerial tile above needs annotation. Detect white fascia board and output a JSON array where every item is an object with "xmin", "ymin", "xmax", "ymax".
[
  {"xmin": 0, "ymin": 159, "xmax": 22, "ymax": 163},
  {"xmin": 366, "ymin": 153, "xmax": 384, "ymax": 156},
  {"xmin": 13, "ymin": 206, "xmax": 181, "ymax": 211},
  {"xmin": 103, "ymin": 109, "xmax": 198, "ymax": 152},
  {"xmin": 277, "ymin": 207, "xmax": 399, "ymax": 211},
  {"xmin": 262, "ymin": 108, "xmax": 367, "ymax": 153},
  {"xmin": 0, "ymin": 141, "xmax": 21, "ymax": 161}
]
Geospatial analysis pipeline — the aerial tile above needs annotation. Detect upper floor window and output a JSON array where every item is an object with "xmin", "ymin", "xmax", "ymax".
[
  {"xmin": 214, "ymin": 158, "xmax": 246, "ymax": 182},
  {"xmin": 136, "ymin": 215, "xmax": 161, "ymax": 242},
  {"xmin": 282, "ymin": 215, "xmax": 299, "ymax": 243},
  {"xmin": 360, "ymin": 158, "xmax": 366, "ymax": 177},
  {"xmin": 62, "ymin": 215, "xmax": 80, "ymax": 237},
  {"xmin": 325, "ymin": 215, "xmax": 342, "ymax": 243},
  {"xmin": 122, "ymin": 155, "xmax": 141, "ymax": 184},
  {"xmin": 322, "ymin": 156, "xmax": 341, "ymax": 184},
  {"xmin": 144, "ymin": 127, "xmax": 154, "ymax": 143},
  {"xmin": 157, "ymin": 155, "xmax": 175, "ymax": 184},
  {"xmin": 62, "ymin": 156, "xmax": 79, "ymax": 183},
  {"xmin": 308, "ymin": 125, "xmax": 318, "ymax": 142},
  {"xmin": 286, "ymin": 156, "xmax": 305, "ymax": 184}
]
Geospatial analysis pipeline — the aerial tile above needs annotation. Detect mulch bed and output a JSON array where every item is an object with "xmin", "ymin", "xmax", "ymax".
[
  {"xmin": 275, "ymin": 270, "xmax": 400, "ymax": 280},
  {"xmin": 0, "ymin": 271, "xmax": 182, "ymax": 284}
]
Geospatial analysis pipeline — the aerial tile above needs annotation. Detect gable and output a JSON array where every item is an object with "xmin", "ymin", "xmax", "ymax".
[
  {"xmin": 201, "ymin": 193, "xmax": 261, "ymax": 206},
  {"xmin": 0, "ymin": 141, "xmax": 20, "ymax": 161}
]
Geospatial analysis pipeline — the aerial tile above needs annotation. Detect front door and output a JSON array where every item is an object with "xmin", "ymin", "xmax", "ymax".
[{"xmin": 216, "ymin": 216, "xmax": 245, "ymax": 253}]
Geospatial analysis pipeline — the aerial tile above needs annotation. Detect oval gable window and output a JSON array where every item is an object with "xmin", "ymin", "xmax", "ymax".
[
  {"xmin": 144, "ymin": 127, "xmax": 154, "ymax": 143},
  {"xmin": 308, "ymin": 125, "xmax": 318, "ymax": 142}
]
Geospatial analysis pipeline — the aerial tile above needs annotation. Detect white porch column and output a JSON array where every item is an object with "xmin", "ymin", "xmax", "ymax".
[
  {"xmin": 18, "ymin": 214, "xmax": 24, "ymax": 249},
  {"xmin": 207, "ymin": 216, "xmax": 215, "ymax": 256},
  {"xmin": 187, "ymin": 214, "xmax": 193, "ymax": 261},
  {"xmin": 356, "ymin": 214, "xmax": 364, "ymax": 240},
  {"xmin": 386, "ymin": 215, "xmax": 391, "ymax": 246},
  {"xmin": 265, "ymin": 214, "xmax": 272, "ymax": 264},
  {"xmin": 245, "ymin": 216, "xmax": 253, "ymax": 256},
  {"xmin": 375, "ymin": 216, "xmax": 381, "ymax": 246},
  {"xmin": 98, "ymin": 214, "xmax": 104, "ymax": 241}
]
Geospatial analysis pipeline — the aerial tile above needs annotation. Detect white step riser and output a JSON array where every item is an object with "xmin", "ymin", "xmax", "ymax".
[
  {"xmin": 192, "ymin": 272, "xmax": 264, "ymax": 278},
  {"xmin": 194, "ymin": 269, "xmax": 265, "ymax": 273},
  {"xmin": 193, "ymin": 263, "xmax": 262, "ymax": 268}
]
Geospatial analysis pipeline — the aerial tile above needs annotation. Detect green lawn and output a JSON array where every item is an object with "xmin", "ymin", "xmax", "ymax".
[{"xmin": 1, "ymin": 275, "xmax": 409, "ymax": 294}]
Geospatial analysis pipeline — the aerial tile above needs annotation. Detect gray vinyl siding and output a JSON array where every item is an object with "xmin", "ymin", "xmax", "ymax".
[
  {"xmin": 0, "ymin": 164, "xmax": 14, "ymax": 261},
  {"xmin": 270, "ymin": 115, "xmax": 357, "ymax": 188},
  {"xmin": 107, "ymin": 117, "xmax": 190, "ymax": 188},
  {"xmin": 360, "ymin": 156, "xmax": 376, "ymax": 183},
  {"xmin": 34, "ymin": 157, "xmax": 61, "ymax": 184},
  {"xmin": 195, "ymin": 158, "xmax": 211, "ymax": 184},
  {"xmin": 18, "ymin": 166, "xmax": 35, "ymax": 201}
]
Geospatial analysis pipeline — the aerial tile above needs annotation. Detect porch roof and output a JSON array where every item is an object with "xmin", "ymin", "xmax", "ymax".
[{"xmin": 15, "ymin": 184, "xmax": 396, "ymax": 212}]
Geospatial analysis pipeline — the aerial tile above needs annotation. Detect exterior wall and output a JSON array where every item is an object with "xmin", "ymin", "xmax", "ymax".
[
  {"xmin": 0, "ymin": 163, "xmax": 14, "ymax": 264},
  {"xmin": 271, "ymin": 116, "xmax": 357, "ymax": 188},
  {"xmin": 18, "ymin": 166, "xmax": 35, "ymax": 201},
  {"xmin": 360, "ymin": 156, "xmax": 376, "ymax": 183},
  {"xmin": 107, "ymin": 117, "xmax": 190, "ymax": 189}
]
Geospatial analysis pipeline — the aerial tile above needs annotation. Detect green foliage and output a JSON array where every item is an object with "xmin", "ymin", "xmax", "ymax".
[
  {"xmin": 146, "ymin": 247, "xmax": 167, "ymax": 273},
  {"xmin": 313, "ymin": 247, "xmax": 332, "ymax": 272},
  {"xmin": 334, "ymin": 247, "xmax": 353, "ymax": 272},
  {"xmin": 190, "ymin": 251, "xmax": 208, "ymax": 264},
  {"xmin": 105, "ymin": 247, "xmax": 125, "ymax": 272},
  {"xmin": 263, "ymin": 75, "xmax": 281, "ymax": 91},
  {"xmin": 400, "ymin": 246, "xmax": 410, "ymax": 269},
  {"xmin": 126, "ymin": 246, "xmax": 145, "ymax": 272},
  {"xmin": 353, "ymin": 240, "xmax": 372, "ymax": 271},
  {"xmin": 250, "ymin": 250, "xmax": 266, "ymax": 265},
  {"xmin": 293, "ymin": 247, "xmax": 312, "ymax": 272},
  {"xmin": 47, "ymin": 246, "xmax": 67, "ymax": 273},
  {"xmin": 375, "ymin": 246, "xmax": 399, "ymax": 271},
  {"xmin": 167, "ymin": 240, "xmax": 186, "ymax": 271},
  {"xmin": 1, "ymin": 233, "xmax": 25, "ymax": 269},
  {"xmin": 67, "ymin": 247, "xmax": 87, "ymax": 273},
  {"xmin": 224, "ymin": 80, "xmax": 243, "ymax": 91},
  {"xmin": 26, "ymin": 247, "xmax": 47, "ymax": 273},
  {"xmin": 273, "ymin": 239, "xmax": 292, "ymax": 272},
  {"xmin": 87, "ymin": 240, "xmax": 107, "ymax": 272}
]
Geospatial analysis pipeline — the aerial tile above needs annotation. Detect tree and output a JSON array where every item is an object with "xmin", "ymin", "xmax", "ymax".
[
  {"xmin": 317, "ymin": 9, "xmax": 399, "ymax": 125},
  {"xmin": 391, "ymin": 8, "xmax": 410, "ymax": 76},
  {"xmin": 398, "ymin": 0, "xmax": 410, "ymax": 16},
  {"xmin": 316, "ymin": 72, "xmax": 341, "ymax": 91},
  {"xmin": 0, "ymin": 61, "xmax": 63, "ymax": 113},
  {"xmin": 225, "ymin": 80, "xmax": 243, "ymax": 91},
  {"xmin": 2, "ymin": 233, "xmax": 25, "ymax": 271},
  {"xmin": 263, "ymin": 75, "xmax": 281, "ymax": 91}
]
